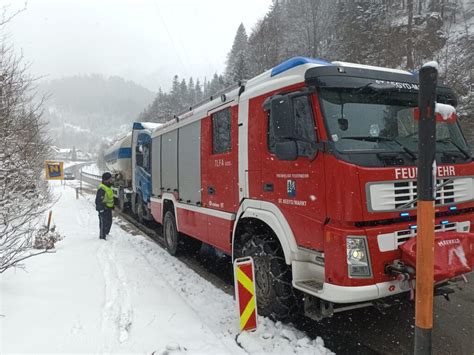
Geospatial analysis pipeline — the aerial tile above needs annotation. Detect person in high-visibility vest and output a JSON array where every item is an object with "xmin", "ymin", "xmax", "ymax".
[{"xmin": 95, "ymin": 172, "xmax": 114, "ymax": 240}]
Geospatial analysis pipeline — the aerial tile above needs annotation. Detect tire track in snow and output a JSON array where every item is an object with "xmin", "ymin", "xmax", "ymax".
[
  {"xmin": 121, "ymin": 235, "xmax": 242, "ymax": 354},
  {"xmin": 96, "ymin": 236, "xmax": 133, "ymax": 352}
]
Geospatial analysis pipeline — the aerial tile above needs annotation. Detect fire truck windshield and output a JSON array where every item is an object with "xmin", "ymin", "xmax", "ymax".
[{"xmin": 318, "ymin": 87, "xmax": 470, "ymax": 159}]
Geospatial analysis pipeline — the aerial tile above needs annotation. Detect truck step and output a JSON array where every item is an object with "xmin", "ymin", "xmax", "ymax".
[{"xmin": 294, "ymin": 280, "xmax": 324, "ymax": 293}]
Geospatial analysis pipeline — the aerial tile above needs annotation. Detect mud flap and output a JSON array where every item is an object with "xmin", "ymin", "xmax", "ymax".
[{"xmin": 400, "ymin": 232, "xmax": 474, "ymax": 283}]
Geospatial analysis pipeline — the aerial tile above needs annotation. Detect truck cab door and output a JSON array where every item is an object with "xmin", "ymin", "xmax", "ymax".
[{"xmin": 261, "ymin": 92, "xmax": 327, "ymax": 250}]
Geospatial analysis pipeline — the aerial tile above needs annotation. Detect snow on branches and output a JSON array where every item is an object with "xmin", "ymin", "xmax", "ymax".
[{"xmin": 0, "ymin": 13, "xmax": 52, "ymax": 273}]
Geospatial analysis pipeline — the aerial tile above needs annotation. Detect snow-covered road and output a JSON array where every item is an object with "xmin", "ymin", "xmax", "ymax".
[{"xmin": 0, "ymin": 181, "xmax": 332, "ymax": 354}]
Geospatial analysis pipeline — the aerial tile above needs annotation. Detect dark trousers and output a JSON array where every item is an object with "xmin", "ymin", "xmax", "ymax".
[{"xmin": 99, "ymin": 209, "xmax": 112, "ymax": 239}]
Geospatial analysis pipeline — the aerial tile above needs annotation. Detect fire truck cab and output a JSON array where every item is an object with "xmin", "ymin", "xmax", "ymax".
[{"xmin": 149, "ymin": 57, "xmax": 474, "ymax": 321}]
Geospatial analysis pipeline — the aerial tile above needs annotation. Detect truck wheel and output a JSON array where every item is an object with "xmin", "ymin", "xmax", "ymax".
[
  {"xmin": 118, "ymin": 187, "xmax": 126, "ymax": 212},
  {"xmin": 240, "ymin": 235, "xmax": 301, "ymax": 321},
  {"xmin": 136, "ymin": 194, "xmax": 145, "ymax": 224},
  {"xmin": 163, "ymin": 211, "xmax": 179, "ymax": 255}
]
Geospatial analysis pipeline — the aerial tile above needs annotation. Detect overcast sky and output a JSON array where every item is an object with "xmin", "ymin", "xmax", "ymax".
[{"xmin": 6, "ymin": 0, "xmax": 272, "ymax": 91}]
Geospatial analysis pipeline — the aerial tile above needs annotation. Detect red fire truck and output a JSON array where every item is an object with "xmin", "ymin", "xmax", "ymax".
[{"xmin": 147, "ymin": 57, "xmax": 474, "ymax": 321}]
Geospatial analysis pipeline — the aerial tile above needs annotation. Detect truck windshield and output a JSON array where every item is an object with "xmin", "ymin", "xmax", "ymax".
[{"xmin": 318, "ymin": 87, "xmax": 470, "ymax": 156}]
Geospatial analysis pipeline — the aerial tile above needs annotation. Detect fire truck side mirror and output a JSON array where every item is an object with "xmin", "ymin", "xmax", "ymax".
[
  {"xmin": 275, "ymin": 140, "xmax": 298, "ymax": 161},
  {"xmin": 270, "ymin": 95, "xmax": 296, "ymax": 140}
]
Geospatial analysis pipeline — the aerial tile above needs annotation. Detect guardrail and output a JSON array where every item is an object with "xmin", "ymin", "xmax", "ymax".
[
  {"xmin": 81, "ymin": 171, "xmax": 102, "ymax": 180},
  {"xmin": 80, "ymin": 170, "xmax": 102, "ymax": 188}
]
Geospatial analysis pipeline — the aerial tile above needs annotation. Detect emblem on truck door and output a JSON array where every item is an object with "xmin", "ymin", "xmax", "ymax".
[{"xmin": 287, "ymin": 180, "xmax": 296, "ymax": 197}]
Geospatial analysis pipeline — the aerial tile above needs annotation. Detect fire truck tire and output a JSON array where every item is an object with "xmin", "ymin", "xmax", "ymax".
[
  {"xmin": 118, "ymin": 187, "xmax": 126, "ymax": 212},
  {"xmin": 136, "ymin": 194, "xmax": 146, "ymax": 224},
  {"xmin": 241, "ymin": 235, "xmax": 301, "ymax": 321},
  {"xmin": 163, "ymin": 211, "xmax": 179, "ymax": 255}
]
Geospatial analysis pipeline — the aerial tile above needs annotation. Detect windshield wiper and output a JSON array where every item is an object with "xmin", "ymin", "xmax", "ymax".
[
  {"xmin": 436, "ymin": 138, "xmax": 471, "ymax": 160},
  {"xmin": 340, "ymin": 136, "xmax": 417, "ymax": 160},
  {"xmin": 341, "ymin": 136, "xmax": 391, "ymax": 142}
]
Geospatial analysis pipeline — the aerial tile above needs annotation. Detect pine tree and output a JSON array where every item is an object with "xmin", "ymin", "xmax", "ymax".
[
  {"xmin": 179, "ymin": 78, "xmax": 188, "ymax": 111},
  {"xmin": 71, "ymin": 146, "xmax": 77, "ymax": 161},
  {"xmin": 195, "ymin": 79, "xmax": 203, "ymax": 103},
  {"xmin": 169, "ymin": 75, "xmax": 180, "ymax": 115},
  {"xmin": 187, "ymin": 77, "xmax": 195, "ymax": 106},
  {"xmin": 224, "ymin": 23, "xmax": 250, "ymax": 84}
]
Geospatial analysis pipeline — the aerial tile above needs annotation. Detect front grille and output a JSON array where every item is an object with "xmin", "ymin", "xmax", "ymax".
[
  {"xmin": 395, "ymin": 222, "xmax": 457, "ymax": 245},
  {"xmin": 377, "ymin": 221, "xmax": 470, "ymax": 252},
  {"xmin": 393, "ymin": 178, "xmax": 456, "ymax": 209},
  {"xmin": 368, "ymin": 177, "xmax": 474, "ymax": 212}
]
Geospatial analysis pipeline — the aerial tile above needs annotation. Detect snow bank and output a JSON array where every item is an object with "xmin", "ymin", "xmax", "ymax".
[
  {"xmin": 435, "ymin": 103, "xmax": 456, "ymax": 121},
  {"xmin": 422, "ymin": 61, "xmax": 439, "ymax": 71},
  {"xmin": 140, "ymin": 122, "xmax": 164, "ymax": 130},
  {"xmin": 0, "ymin": 182, "xmax": 333, "ymax": 354},
  {"xmin": 81, "ymin": 163, "xmax": 101, "ymax": 175},
  {"xmin": 237, "ymin": 318, "xmax": 332, "ymax": 354},
  {"xmin": 63, "ymin": 161, "xmax": 86, "ymax": 169}
]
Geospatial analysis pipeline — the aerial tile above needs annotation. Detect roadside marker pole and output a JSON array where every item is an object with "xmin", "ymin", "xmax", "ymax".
[
  {"xmin": 46, "ymin": 211, "xmax": 53, "ymax": 232},
  {"xmin": 234, "ymin": 257, "xmax": 258, "ymax": 332},
  {"xmin": 415, "ymin": 62, "xmax": 438, "ymax": 355}
]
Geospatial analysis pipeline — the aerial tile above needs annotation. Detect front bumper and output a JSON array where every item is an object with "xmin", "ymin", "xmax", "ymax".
[
  {"xmin": 316, "ymin": 279, "xmax": 411, "ymax": 303},
  {"xmin": 293, "ymin": 278, "xmax": 411, "ymax": 304}
]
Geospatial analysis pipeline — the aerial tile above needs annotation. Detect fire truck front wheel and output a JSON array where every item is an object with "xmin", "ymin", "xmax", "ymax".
[
  {"xmin": 163, "ymin": 211, "xmax": 179, "ymax": 255},
  {"xmin": 240, "ymin": 236, "xmax": 301, "ymax": 321}
]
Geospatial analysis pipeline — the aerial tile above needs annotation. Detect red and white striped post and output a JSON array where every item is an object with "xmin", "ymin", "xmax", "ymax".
[{"xmin": 234, "ymin": 257, "xmax": 258, "ymax": 332}]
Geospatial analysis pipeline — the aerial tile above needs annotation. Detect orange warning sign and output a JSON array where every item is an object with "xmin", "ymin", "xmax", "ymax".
[{"xmin": 234, "ymin": 257, "xmax": 257, "ymax": 332}]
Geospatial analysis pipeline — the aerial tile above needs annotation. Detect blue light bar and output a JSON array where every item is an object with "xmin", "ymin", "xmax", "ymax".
[
  {"xmin": 400, "ymin": 212, "xmax": 410, "ymax": 217},
  {"xmin": 271, "ymin": 57, "xmax": 332, "ymax": 77},
  {"xmin": 441, "ymin": 220, "xmax": 449, "ymax": 225},
  {"xmin": 410, "ymin": 225, "xmax": 417, "ymax": 230},
  {"xmin": 449, "ymin": 206, "xmax": 457, "ymax": 211}
]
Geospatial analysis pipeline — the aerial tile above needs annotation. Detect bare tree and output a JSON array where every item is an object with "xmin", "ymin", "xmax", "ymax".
[
  {"xmin": 407, "ymin": 0, "xmax": 415, "ymax": 69},
  {"xmin": 0, "ymin": 13, "xmax": 53, "ymax": 273}
]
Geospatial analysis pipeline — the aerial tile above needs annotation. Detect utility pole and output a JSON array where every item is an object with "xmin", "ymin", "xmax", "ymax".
[{"xmin": 414, "ymin": 62, "xmax": 438, "ymax": 355}]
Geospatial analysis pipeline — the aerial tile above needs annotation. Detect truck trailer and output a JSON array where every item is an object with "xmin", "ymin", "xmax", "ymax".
[{"xmin": 104, "ymin": 122, "xmax": 162, "ymax": 220}]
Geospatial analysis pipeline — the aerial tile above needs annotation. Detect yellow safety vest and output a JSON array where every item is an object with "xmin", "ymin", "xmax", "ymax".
[{"xmin": 99, "ymin": 183, "xmax": 114, "ymax": 208}]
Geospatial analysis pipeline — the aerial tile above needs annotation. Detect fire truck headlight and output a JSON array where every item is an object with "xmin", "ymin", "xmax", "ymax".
[{"xmin": 346, "ymin": 236, "xmax": 372, "ymax": 278}]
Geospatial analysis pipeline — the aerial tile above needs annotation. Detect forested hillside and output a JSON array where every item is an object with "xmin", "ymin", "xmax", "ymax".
[
  {"xmin": 140, "ymin": 0, "xmax": 473, "ymax": 145},
  {"xmin": 41, "ymin": 75, "xmax": 155, "ymax": 152}
]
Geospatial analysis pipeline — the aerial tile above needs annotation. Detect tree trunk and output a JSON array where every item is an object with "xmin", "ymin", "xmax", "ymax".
[{"xmin": 407, "ymin": 0, "xmax": 415, "ymax": 70}]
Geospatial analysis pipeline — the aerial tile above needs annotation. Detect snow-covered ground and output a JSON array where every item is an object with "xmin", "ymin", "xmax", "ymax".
[
  {"xmin": 63, "ymin": 160, "xmax": 89, "ymax": 169},
  {"xmin": 81, "ymin": 163, "xmax": 101, "ymax": 175},
  {"xmin": 0, "ymin": 180, "xmax": 332, "ymax": 354}
]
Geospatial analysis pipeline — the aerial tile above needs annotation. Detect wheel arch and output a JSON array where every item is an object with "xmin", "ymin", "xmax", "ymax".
[
  {"xmin": 232, "ymin": 201, "xmax": 298, "ymax": 265},
  {"xmin": 161, "ymin": 193, "xmax": 179, "ymax": 230}
]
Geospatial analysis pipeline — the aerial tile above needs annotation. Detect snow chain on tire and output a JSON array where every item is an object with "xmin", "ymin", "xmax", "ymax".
[{"xmin": 239, "ymin": 233, "xmax": 302, "ymax": 322}]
